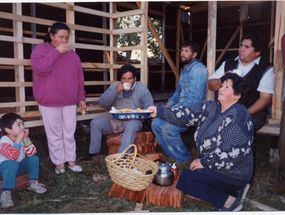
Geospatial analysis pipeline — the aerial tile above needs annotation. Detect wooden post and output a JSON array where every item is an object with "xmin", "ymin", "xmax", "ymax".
[
  {"xmin": 176, "ymin": 8, "xmax": 181, "ymax": 72},
  {"xmin": 272, "ymin": 1, "xmax": 285, "ymax": 120},
  {"xmin": 13, "ymin": 3, "xmax": 25, "ymax": 113},
  {"xmin": 206, "ymin": 1, "xmax": 217, "ymax": 101},
  {"xmin": 109, "ymin": 2, "xmax": 117, "ymax": 82},
  {"xmin": 269, "ymin": 1, "xmax": 275, "ymax": 63},
  {"xmin": 140, "ymin": 1, "xmax": 148, "ymax": 87},
  {"xmin": 66, "ymin": 2, "xmax": 75, "ymax": 51}
]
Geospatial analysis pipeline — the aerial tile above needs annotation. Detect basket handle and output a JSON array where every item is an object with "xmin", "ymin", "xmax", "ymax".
[{"xmin": 111, "ymin": 144, "xmax": 137, "ymax": 169}]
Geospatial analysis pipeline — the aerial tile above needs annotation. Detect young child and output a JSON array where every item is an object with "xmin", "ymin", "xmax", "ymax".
[{"xmin": 0, "ymin": 113, "xmax": 47, "ymax": 208}]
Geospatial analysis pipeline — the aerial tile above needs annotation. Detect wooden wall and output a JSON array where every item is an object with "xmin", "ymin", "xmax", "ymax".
[{"xmin": 0, "ymin": 2, "xmax": 149, "ymax": 128}]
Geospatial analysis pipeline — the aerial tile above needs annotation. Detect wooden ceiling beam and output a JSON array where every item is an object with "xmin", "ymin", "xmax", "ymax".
[{"xmin": 189, "ymin": 1, "xmax": 263, "ymax": 13}]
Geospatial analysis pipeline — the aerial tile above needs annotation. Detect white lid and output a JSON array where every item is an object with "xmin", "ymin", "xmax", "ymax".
[{"xmin": 172, "ymin": 163, "xmax": 176, "ymax": 168}]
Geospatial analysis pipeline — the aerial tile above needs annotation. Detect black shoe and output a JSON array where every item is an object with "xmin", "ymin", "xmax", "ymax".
[{"xmin": 82, "ymin": 153, "xmax": 99, "ymax": 161}]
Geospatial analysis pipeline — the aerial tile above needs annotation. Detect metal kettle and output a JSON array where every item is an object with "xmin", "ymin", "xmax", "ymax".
[{"xmin": 153, "ymin": 161, "xmax": 174, "ymax": 186}]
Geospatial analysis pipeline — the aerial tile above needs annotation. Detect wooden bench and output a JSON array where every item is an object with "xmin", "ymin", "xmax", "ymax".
[{"xmin": 0, "ymin": 173, "xmax": 29, "ymax": 191}]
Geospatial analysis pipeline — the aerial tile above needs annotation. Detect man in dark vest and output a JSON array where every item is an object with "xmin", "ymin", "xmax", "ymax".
[{"xmin": 208, "ymin": 31, "xmax": 274, "ymax": 132}]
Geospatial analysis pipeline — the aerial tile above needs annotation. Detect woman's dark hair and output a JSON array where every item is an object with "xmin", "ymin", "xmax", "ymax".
[
  {"xmin": 224, "ymin": 73, "xmax": 251, "ymax": 104},
  {"xmin": 44, "ymin": 22, "xmax": 70, "ymax": 43},
  {"xmin": 241, "ymin": 31, "xmax": 266, "ymax": 54},
  {"xmin": 118, "ymin": 64, "xmax": 138, "ymax": 80},
  {"xmin": 0, "ymin": 113, "xmax": 23, "ymax": 137},
  {"xmin": 181, "ymin": 40, "xmax": 201, "ymax": 55}
]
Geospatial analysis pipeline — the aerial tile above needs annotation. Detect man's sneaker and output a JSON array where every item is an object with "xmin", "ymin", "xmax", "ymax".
[
  {"xmin": 237, "ymin": 183, "xmax": 250, "ymax": 203},
  {"xmin": 27, "ymin": 180, "xmax": 47, "ymax": 194},
  {"xmin": 0, "ymin": 191, "xmax": 14, "ymax": 208}
]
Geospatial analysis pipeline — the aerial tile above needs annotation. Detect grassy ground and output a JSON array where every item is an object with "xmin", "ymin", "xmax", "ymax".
[{"xmin": 0, "ymin": 125, "xmax": 284, "ymax": 213}]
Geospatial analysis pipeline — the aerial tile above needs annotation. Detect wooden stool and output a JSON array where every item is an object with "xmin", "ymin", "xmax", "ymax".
[
  {"xmin": 106, "ymin": 131, "xmax": 157, "ymax": 155},
  {"xmin": 146, "ymin": 174, "xmax": 183, "ymax": 209},
  {"xmin": 108, "ymin": 183, "xmax": 146, "ymax": 203},
  {"xmin": 0, "ymin": 173, "xmax": 29, "ymax": 192}
]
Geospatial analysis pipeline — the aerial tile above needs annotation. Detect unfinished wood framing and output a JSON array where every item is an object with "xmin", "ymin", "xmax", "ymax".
[{"xmin": 0, "ymin": 2, "xmax": 150, "ymax": 127}]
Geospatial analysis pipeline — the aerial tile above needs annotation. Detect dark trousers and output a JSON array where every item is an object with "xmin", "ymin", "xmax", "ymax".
[{"xmin": 176, "ymin": 169, "xmax": 245, "ymax": 209}]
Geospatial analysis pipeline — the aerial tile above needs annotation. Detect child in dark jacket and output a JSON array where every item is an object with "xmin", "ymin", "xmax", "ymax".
[{"xmin": 0, "ymin": 113, "xmax": 47, "ymax": 208}]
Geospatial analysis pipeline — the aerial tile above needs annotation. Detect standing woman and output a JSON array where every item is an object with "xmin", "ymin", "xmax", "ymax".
[{"xmin": 31, "ymin": 22, "xmax": 86, "ymax": 174}]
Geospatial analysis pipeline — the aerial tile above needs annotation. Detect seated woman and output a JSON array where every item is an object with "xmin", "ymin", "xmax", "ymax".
[{"xmin": 148, "ymin": 73, "xmax": 253, "ymax": 211}]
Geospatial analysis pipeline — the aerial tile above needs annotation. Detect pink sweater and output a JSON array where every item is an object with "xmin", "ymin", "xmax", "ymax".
[{"xmin": 31, "ymin": 42, "xmax": 85, "ymax": 107}]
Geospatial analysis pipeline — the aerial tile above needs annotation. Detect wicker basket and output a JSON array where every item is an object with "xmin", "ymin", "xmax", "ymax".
[{"xmin": 105, "ymin": 144, "xmax": 158, "ymax": 191}]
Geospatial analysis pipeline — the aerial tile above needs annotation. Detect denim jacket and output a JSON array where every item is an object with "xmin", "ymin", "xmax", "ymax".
[{"xmin": 167, "ymin": 59, "xmax": 207, "ymax": 108}]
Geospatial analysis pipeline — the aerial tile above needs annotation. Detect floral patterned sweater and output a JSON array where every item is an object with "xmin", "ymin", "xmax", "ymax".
[{"xmin": 156, "ymin": 100, "xmax": 254, "ymax": 186}]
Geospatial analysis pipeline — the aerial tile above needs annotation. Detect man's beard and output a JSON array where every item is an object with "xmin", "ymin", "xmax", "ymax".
[{"xmin": 180, "ymin": 57, "xmax": 193, "ymax": 65}]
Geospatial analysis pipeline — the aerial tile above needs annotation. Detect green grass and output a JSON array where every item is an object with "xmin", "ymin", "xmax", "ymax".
[{"xmin": 0, "ymin": 127, "xmax": 284, "ymax": 212}]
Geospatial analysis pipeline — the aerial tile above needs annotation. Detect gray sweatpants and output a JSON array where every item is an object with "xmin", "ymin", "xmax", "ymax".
[{"xmin": 89, "ymin": 116, "xmax": 143, "ymax": 154}]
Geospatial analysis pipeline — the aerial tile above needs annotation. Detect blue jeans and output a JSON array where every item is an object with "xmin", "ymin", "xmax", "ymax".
[
  {"xmin": 176, "ymin": 169, "xmax": 245, "ymax": 209},
  {"xmin": 151, "ymin": 118, "xmax": 191, "ymax": 163},
  {"xmin": 0, "ymin": 156, "xmax": 39, "ymax": 191}
]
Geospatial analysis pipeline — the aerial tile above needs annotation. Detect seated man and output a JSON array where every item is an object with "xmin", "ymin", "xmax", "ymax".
[
  {"xmin": 208, "ymin": 31, "xmax": 274, "ymax": 132},
  {"xmin": 151, "ymin": 40, "xmax": 208, "ymax": 163},
  {"xmin": 86, "ymin": 64, "xmax": 154, "ymax": 159}
]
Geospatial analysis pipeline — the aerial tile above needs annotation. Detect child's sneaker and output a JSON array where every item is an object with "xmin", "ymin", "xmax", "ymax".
[
  {"xmin": 27, "ymin": 180, "xmax": 47, "ymax": 194},
  {"xmin": 0, "ymin": 191, "xmax": 14, "ymax": 208}
]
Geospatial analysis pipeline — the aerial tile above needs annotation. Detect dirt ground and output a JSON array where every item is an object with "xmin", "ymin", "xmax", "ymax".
[{"xmin": 0, "ymin": 125, "xmax": 284, "ymax": 213}]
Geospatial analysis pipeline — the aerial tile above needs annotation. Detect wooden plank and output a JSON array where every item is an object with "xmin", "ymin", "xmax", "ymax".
[
  {"xmin": 0, "ymin": 35, "xmax": 42, "ymax": 44},
  {"xmin": 66, "ymin": 2, "xmax": 75, "ymax": 52},
  {"xmin": 206, "ymin": 1, "xmax": 217, "ymax": 101},
  {"xmin": 23, "ymin": 112, "xmax": 109, "ymax": 128},
  {"xmin": 140, "ymin": 1, "xmax": 149, "ymax": 87},
  {"xmin": 0, "ymin": 11, "xmax": 112, "ymax": 35},
  {"xmin": 272, "ymin": 1, "xmax": 285, "ymax": 120},
  {"xmin": 117, "ymin": 2, "xmax": 164, "ymax": 17},
  {"xmin": 109, "ymin": 2, "xmax": 117, "ymax": 82},
  {"xmin": 113, "ymin": 27, "xmax": 144, "ymax": 35},
  {"xmin": 257, "ymin": 125, "xmax": 280, "ymax": 136},
  {"xmin": 13, "ymin": 3, "xmax": 25, "ymax": 113},
  {"xmin": 190, "ymin": 1, "xmax": 262, "ymax": 13},
  {"xmin": 176, "ymin": 9, "xmax": 181, "ymax": 88},
  {"xmin": 268, "ymin": 118, "xmax": 281, "ymax": 125},
  {"xmin": 0, "ymin": 82, "xmax": 33, "ymax": 87},
  {"xmin": 112, "ymin": 9, "xmax": 145, "ymax": 19},
  {"xmin": 247, "ymin": 199, "xmax": 278, "ymax": 211},
  {"xmin": 40, "ymin": 3, "xmax": 112, "ymax": 18}
]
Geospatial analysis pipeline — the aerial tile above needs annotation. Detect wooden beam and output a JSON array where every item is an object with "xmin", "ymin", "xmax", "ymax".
[
  {"xmin": 215, "ymin": 20, "xmax": 245, "ymax": 67},
  {"xmin": 206, "ymin": 1, "xmax": 217, "ymax": 101},
  {"xmin": 117, "ymin": 2, "xmax": 164, "ymax": 17},
  {"xmin": 200, "ymin": 38, "xmax": 207, "ymax": 60},
  {"xmin": 190, "ymin": 1, "xmax": 262, "ymax": 13},
  {"xmin": 140, "ymin": 1, "xmax": 149, "ymax": 87},
  {"xmin": 272, "ymin": 1, "xmax": 285, "ymax": 119},
  {"xmin": 13, "ymin": 3, "xmax": 25, "ymax": 113}
]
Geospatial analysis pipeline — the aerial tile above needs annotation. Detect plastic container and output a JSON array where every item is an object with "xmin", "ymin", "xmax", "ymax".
[{"xmin": 171, "ymin": 163, "xmax": 177, "ymax": 180}]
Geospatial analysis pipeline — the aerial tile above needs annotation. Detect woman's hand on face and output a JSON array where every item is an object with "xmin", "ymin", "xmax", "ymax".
[
  {"xmin": 190, "ymin": 159, "xmax": 203, "ymax": 171},
  {"xmin": 147, "ymin": 106, "xmax": 157, "ymax": 118},
  {"xmin": 56, "ymin": 43, "xmax": 71, "ymax": 54},
  {"xmin": 79, "ymin": 101, "xmax": 86, "ymax": 112}
]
